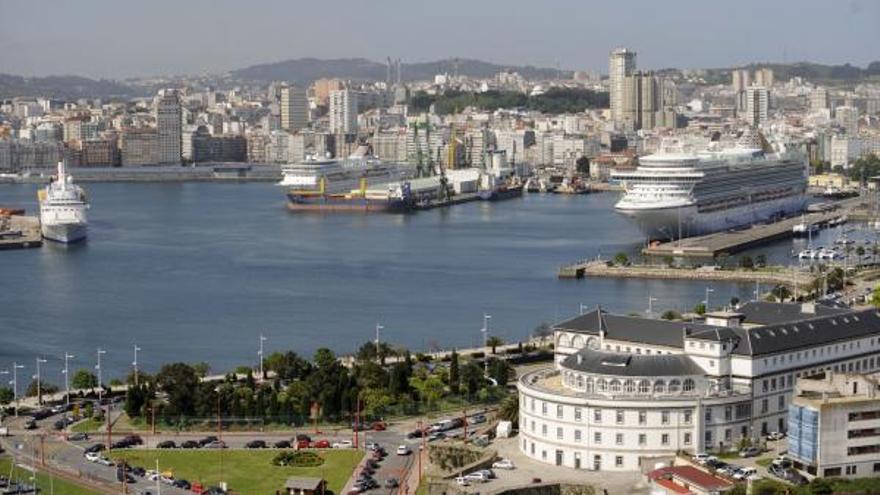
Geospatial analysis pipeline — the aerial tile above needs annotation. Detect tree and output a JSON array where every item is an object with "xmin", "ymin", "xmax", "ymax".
[
  {"xmin": 71, "ymin": 369, "xmax": 98, "ymax": 390},
  {"xmin": 856, "ymin": 245, "xmax": 865, "ymax": 257},
  {"xmin": 575, "ymin": 156, "xmax": 590, "ymax": 175},
  {"xmin": 661, "ymin": 310, "xmax": 681, "ymax": 320},
  {"xmin": 871, "ymin": 286, "xmax": 880, "ymax": 308},
  {"xmin": 408, "ymin": 375, "xmax": 445, "ymax": 409},
  {"xmin": 729, "ymin": 296, "xmax": 740, "ymax": 308},
  {"xmin": 313, "ymin": 348, "xmax": 337, "ymax": 370},
  {"xmin": 264, "ymin": 351, "xmax": 311, "ymax": 381},
  {"xmin": 155, "ymin": 363, "xmax": 200, "ymax": 418},
  {"xmin": 191, "ymin": 362, "xmax": 210, "ymax": 378},
  {"xmin": 739, "ymin": 256, "xmax": 754, "ymax": 269},
  {"xmin": 498, "ymin": 394, "xmax": 519, "ymax": 426},
  {"xmin": 770, "ymin": 285, "xmax": 792, "ymax": 302},
  {"xmin": 25, "ymin": 379, "xmax": 59, "ymax": 398},
  {"xmin": 460, "ymin": 362, "xmax": 484, "ymax": 396},
  {"xmin": 693, "ymin": 303, "xmax": 706, "ymax": 316},
  {"xmin": 486, "ymin": 336, "xmax": 504, "ymax": 354},
  {"xmin": 487, "ymin": 358, "xmax": 512, "ymax": 387},
  {"xmin": 361, "ymin": 388, "xmax": 394, "ymax": 418},
  {"xmin": 613, "ymin": 252, "xmax": 630, "ymax": 266},
  {"xmin": 0, "ymin": 386, "xmax": 14, "ymax": 405},
  {"xmin": 754, "ymin": 254, "xmax": 767, "ymax": 268},
  {"xmin": 448, "ymin": 350, "xmax": 460, "ymax": 395},
  {"xmin": 531, "ymin": 322, "xmax": 552, "ymax": 339}
]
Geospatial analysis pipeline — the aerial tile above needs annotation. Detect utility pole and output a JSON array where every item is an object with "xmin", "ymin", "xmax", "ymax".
[
  {"xmin": 704, "ymin": 287, "xmax": 714, "ymax": 312},
  {"xmin": 96, "ymin": 348, "xmax": 106, "ymax": 404},
  {"xmin": 647, "ymin": 296, "xmax": 657, "ymax": 315},
  {"xmin": 258, "ymin": 334, "xmax": 267, "ymax": 380},
  {"xmin": 35, "ymin": 357, "xmax": 47, "ymax": 405},
  {"xmin": 62, "ymin": 353, "xmax": 74, "ymax": 407}
]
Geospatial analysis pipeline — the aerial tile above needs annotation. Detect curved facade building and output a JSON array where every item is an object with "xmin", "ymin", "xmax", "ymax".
[{"xmin": 518, "ymin": 303, "xmax": 880, "ymax": 471}]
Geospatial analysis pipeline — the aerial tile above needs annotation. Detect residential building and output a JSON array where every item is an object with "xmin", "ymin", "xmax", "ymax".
[
  {"xmin": 120, "ymin": 128, "xmax": 159, "ymax": 166},
  {"xmin": 811, "ymin": 87, "xmax": 830, "ymax": 111},
  {"xmin": 329, "ymin": 89, "xmax": 357, "ymax": 135},
  {"xmin": 519, "ymin": 302, "xmax": 880, "ymax": 471},
  {"xmin": 744, "ymin": 86, "xmax": 769, "ymax": 127},
  {"xmin": 754, "ymin": 68, "xmax": 774, "ymax": 88},
  {"xmin": 830, "ymin": 135, "xmax": 860, "ymax": 169},
  {"xmin": 156, "ymin": 90, "xmax": 182, "ymax": 164},
  {"xmin": 789, "ymin": 372, "xmax": 880, "ymax": 479},
  {"xmin": 191, "ymin": 126, "xmax": 247, "ymax": 163},
  {"xmin": 835, "ymin": 106, "xmax": 860, "ymax": 136},
  {"xmin": 280, "ymin": 84, "xmax": 309, "ymax": 131},
  {"xmin": 609, "ymin": 48, "xmax": 637, "ymax": 126}
]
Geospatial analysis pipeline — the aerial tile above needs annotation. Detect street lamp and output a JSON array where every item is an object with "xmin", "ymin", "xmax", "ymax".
[
  {"xmin": 374, "ymin": 324, "xmax": 384, "ymax": 363},
  {"xmin": 258, "ymin": 334, "xmax": 267, "ymax": 380},
  {"xmin": 9, "ymin": 363, "xmax": 24, "ymax": 417},
  {"xmin": 96, "ymin": 348, "xmax": 106, "ymax": 404},
  {"xmin": 647, "ymin": 296, "xmax": 657, "ymax": 315},
  {"xmin": 482, "ymin": 314, "xmax": 492, "ymax": 374},
  {"xmin": 704, "ymin": 287, "xmax": 714, "ymax": 312},
  {"xmin": 35, "ymin": 357, "xmax": 47, "ymax": 405},
  {"xmin": 132, "ymin": 345, "xmax": 141, "ymax": 386},
  {"xmin": 62, "ymin": 353, "xmax": 75, "ymax": 406},
  {"xmin": 579, "ymin": 304, "xmax": 589, "ymax": 316}
]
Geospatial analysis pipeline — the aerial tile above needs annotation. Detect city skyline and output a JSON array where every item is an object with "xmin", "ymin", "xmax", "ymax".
[{"xmin": 1, "ymin": 0, "xmax": 878, "ymax": 79}]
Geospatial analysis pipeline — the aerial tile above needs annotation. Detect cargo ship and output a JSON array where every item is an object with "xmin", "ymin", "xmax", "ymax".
[{"xmin": 287, "ymin": 177, "xmax": 414, "ymax": 212}]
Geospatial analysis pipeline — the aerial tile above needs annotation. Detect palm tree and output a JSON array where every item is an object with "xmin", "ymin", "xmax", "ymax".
[
  {"xmin": 486, "ymin": 336, "xmax": 505, "ymax": 355},
  {"xmin": 498, "ymin": 394, "xmax": 519, "ymax": 426}
]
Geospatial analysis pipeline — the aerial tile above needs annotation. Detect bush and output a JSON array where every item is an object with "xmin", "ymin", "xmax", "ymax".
[
  {"xmin": 272, "ymin": 450, "xmax": 324, "ymax": 467},
  {"xmin": 661, "ymin": 310, "xmax": 681, "ymax": 320}
]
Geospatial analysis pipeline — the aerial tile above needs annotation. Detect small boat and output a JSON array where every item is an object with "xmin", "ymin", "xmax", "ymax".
[{"xmin": 797, "ymin": 249, "xmax": 815, "ymax": 260}]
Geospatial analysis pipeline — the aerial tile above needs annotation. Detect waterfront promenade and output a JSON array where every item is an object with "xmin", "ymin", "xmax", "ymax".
[{"xmin": 559, "ymin": 261, "xmax": 815, "ymax": 287}]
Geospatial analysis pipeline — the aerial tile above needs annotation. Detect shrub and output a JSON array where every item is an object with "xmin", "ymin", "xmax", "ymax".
[{"xmin": 272, "ymin": 450, "xmax": 324, "ymax": 467}]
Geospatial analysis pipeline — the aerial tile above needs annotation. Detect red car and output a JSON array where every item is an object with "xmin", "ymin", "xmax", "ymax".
[
  {"xmin": 371, "ymin": 421, "xmax": 386, "ymax": 431},
  {"xmin": 296, "ymin": 440, "xmax": 311, "ymax": 449},
  {"xmin": 313, "ymin": 439, "xmax": 330, "ymax": 449}
]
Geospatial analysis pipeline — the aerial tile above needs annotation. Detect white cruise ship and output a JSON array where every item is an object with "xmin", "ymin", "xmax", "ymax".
[
  {"xmin": 612, "ymin": 134, "xmax": 807, "ymax": 239},
  {"xmin": 278, "ymin": 154, "xmax": 407, "ymax": 195},
  {"xmin": 38, "ymin": 161, "xmax": 89, "ymax": 243}
]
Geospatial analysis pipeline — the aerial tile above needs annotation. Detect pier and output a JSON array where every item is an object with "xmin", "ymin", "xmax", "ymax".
[
  {"xmin": 558, "ymin": 261, "xmax": 815, "ymax": 287},
  {"xmin": 0, "ymin": 215, "xmax": 42, "ymax": 250},
  {"xmin": 642, "ymin": 198, "xmax": 863, "ymax": 259}
]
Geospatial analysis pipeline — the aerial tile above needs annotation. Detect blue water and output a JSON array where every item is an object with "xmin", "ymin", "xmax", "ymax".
[{"xmin": 0, "ymin": 182, "xmax": 835, "ymax": 380}]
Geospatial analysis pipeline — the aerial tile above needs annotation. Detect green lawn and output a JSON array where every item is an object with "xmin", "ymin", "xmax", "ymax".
[
  {"xmin": 0, "ymin": 457, "xmax": 100, "ymax": 495},
  {"xmin": 70, "ymin": 418, "xmax": 104, "ymax": 433},
  {"xmin": 110, "ymin": 449, "xmax": 362, "ymax": 495}
]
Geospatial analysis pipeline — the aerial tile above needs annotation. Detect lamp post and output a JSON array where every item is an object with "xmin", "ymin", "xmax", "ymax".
[
  {"xmin": 579, "ymin": 304, "xmax": 589, "ymax": 316},
  {"xmin": 258, "ymin": 334, "xmax": 267, "ymax": 380},
  {"xmin": 481, "ymin": 313, "xmax": 492, "ymax": 374},
  {"xmin": 374, "ymin": 324, "xmax": 384, "ymax": 363},
  {"xmin": 132, "ymin": 345, "xmax": 141, "ymax": 386},
  {"xmin": 10, "ymin": 363, "xmax": 24, "ymax": 417},
  {"xmin": 62, "ymin": 353, "xmax": 74, "ymax": 407},
  {"xmin": 647, "ymin": 296, "xmax": 657, "ymax": 315},
  {"xmin": 704, "ymin": 287, "xmax": 714, "ymax": 312},
  {"xmin": 35, "ymin": 357, "xmax": 47, "ymax": 405},
  {"xmin": 96, "ymin": 348, "xmax": 106, "ymax": 404}
]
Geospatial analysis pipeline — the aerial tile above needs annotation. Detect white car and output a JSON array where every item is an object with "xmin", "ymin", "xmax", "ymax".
[
  {"xmin": 396, "ymin": 445, "xmax": 411, "ymax": 455},
  {"xmin": 84, "ymin": 452, "xmax": 100, "ymax": 462},
  {"xmin": 464, "ymin": 472, "xmax": 490, "ymax": 483},
  {"xmin": 492, "ymin": 459, "xmax": 515, "ymax": 470},
  {"xmin": 332, "ymin": 440, "xmax": 353, "ymax": 449},
  {"xmin": 454, "ymin": 476, "xmax": 470, "ymax": 486},
  {"xmin": 96, "ymin": 457, "xmax": 114, "ymax": 467},
  {"xmin": 693, "ymin": 453, "xmax": 710, "ymax": 464},
  {"xmin": 733, "ymin": 467, "xmax": 757, "ymax": 480}
]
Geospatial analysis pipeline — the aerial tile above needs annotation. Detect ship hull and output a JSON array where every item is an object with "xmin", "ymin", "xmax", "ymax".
[
  {"xmin": 286, "ymin": 194, "xmax": 411, "ymax": 213},
  {"xmin": 41, "ymin": 222, "xmax": 87, "ymax": 243},
  {"xmin": 479, "ymin": 185, "xmax": 524, "ymax": 201},
  {"xmin": 616, "ymin": 194, "xmax": 806, "ymax": 240}
]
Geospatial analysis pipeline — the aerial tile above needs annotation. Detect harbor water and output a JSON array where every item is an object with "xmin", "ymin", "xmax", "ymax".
[{"xmin": 0, "ymin": 182, "xmax": 865, "ymax": 378}]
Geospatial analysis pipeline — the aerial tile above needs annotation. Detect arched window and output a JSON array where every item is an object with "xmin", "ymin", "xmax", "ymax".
[
  {"xmin": 683, "ymin": 378, "xmax": 695, "ymax": 392},
  {"xmin": 609, "ymin": 379, "xmax": 621, "ymax": 393},
  {"xmin": 558, "ymin": 333, "xmax": 570, "ymax": 347},
  {"xmin": 571, "ymin": 335, "xmax": 585, "ymax": 348},
  {"xmin": 653, "ymin": 380, "xmax": 666, "ymax": 394},
  {"xmin": 576, "ymin": 374, "xmax": 584, "ymax": 389},
  {"xmin": 668, "ymin": 379, "xmax": 681, "ymax": 393},
  {"xmin": 623, "ymin": 380, "xmax": 635, "ymax": 393},
  {"xmin": 585, "ymin": 378, "xmax": 594, "ymax": 393},
  {"xmin": 638, "ymin": 380, "xmax": 650, "ymax": 394},
  {"xmin": 597, "ymin": 378, "xmax": 608, "ymax": 392}
]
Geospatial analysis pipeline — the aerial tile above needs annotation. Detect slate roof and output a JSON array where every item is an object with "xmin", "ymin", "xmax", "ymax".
[
  {"xmin": 557, "ymin": 305, "xmax": 880, "ymax": 358},
  {"xmin": 736, "ymin": 301, "xmax": 850, "ymax": 326},
  {"xmin": 561, "ymin": 347, "xmax": 704, "ymax": 377}
]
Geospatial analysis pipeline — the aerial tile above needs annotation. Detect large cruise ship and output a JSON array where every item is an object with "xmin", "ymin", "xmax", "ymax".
[
  {"xmin": 612, "ymin": 134, "xmax": 808, "ymax": 239},
  {"xmin": 38, "ymin": 161, "xmax": 89, "ymax": 243}
]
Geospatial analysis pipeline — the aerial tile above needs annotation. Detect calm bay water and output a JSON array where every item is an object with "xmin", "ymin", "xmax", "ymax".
[{"xmin": 0, "ymin": 182, "xmax": 829, "ymax": 380}]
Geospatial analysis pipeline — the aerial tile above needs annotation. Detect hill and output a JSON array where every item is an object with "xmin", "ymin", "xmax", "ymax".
[
  {"xmin": 0, "ymin": 74, "xmax": 137, "ymax": 99},
  {"xmin": 229, "ymin": 57, "xmax": 566, "ymax": 83}
]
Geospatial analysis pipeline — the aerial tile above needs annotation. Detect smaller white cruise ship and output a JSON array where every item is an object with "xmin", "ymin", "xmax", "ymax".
[{"xmin": 38, "ymin": 161, "xmax": 89, "ymax": 243}]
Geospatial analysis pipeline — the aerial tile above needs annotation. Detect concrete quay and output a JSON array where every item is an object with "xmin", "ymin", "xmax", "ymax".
[
  {"xmin": 642, "ymin": 199, "xmax": 862, "ymax": 259},
  {"xmin": 0, "ymin": 215, "xmax": 42, "ymax": 249},
  {"xmin": 558, "ymin": 261, "xmax": 815, "ymax": 287}
]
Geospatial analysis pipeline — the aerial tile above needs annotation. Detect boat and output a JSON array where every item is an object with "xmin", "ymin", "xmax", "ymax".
[
  {"xmin": 479, "ymin": 183, "xmax": 524, "ymax": 201},
  {"xmin": 611, "ymin": 131, "xmax": 808, "ymax": 240},
  {"xmin": 38, "ymin": 161, "xmax": 88, "ymax": 243},
  {"xmin": 797, "ymin": 249, "xmax": 815, "ymax": 260},
  {"xmin": 280, "ymin": 154, "xmax": 411, "ymax": 213},
  {"xmin": 792, "ymin": 216, "xmax": 818, "ymax": 237}
]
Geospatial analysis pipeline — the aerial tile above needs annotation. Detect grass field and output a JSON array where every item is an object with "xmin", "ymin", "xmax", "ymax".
[
  {"xmin": 0, "ymin": 457, "xmax": 100, "ymax": 495},
  {"xmin": 70, "ymin": 417, "xmax": 104, "ymax": 433},
  {"xmin": 110, "ymin": 449, "xmax": 362, "ymax": 495}
]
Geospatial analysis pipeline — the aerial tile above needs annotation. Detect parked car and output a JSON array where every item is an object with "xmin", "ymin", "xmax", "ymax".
[
  {"xmin": 130, "ymin": 467, "xmax": 146, "ymax": 477},
  {"xmin": 464, "ymin": 471, "xmax": 490, "ymax": 483},
  {"xmin": 371, "ymin": 421, "xmax": 386, "ymax": 431},
  {"xmin": 68, "ymin": 432, "xmax": 89, "ymax": 442},
  {"xmin": 24, "ymin": 420, "xmax": 37, "ymax": 430},
  {"xmin": 365, "ymin": 442, "xmax": 380, "ymax": 451},
  {"xmin": 427, "ymin": 432, "xmax": 446, "ymax": 442},
  {"xmin": 124, "ymin": 435, "xmax": 144, "ymax": 445},
  {"xmin": 739, "ymin": 446, "xmax": 761, "ymax": 458},
  {"xmin": 332, "ymin": 440, "xmax": 353, "ymax": 449},
  {"xmin": 733, "ymin": 467, "xmax": 757, "ymax": 480},
  {"xmin": 313, "ymin": 440, "xmax": 330, "ymax": 449},
  {"xmin": 274, "ymin": 440, "xmax": 291, "ymax": 449},
  {"xmin": 173, "ymin": 479, "xmax": 191, "ymax": 490},
  {"xmin": 116, "ymin": 471, "xmax": 136, "ymax": 484},
  {"xmin": 245, "ymin": 440, "xmax": 267, "ymax": 449},
  {"xmin": 181, "ymin": 440, "xmax": 199, "ymax": 449},
  {"xmin": 197, "ymin": 436, "xmax": 218, "ymax": 447},
  {"xmin": 294, "ymin": 434, "xmax": 311, "ymax": 442},
  {"xmin": 406, "ymin": 429, "xmax": 426, "ymax": 439},
  {"xmin": 96, "ymin": 457, "xmax": 115, "ymax": 467},
  {"xmin": 693, "ymin": 453, "xmax": 710, "ymax": 464},
  {"xmin": 767, "ymin": 431, "xmax": 786, "ymax": 441},
  {"xmin": 396, "ymin": 445, "xmax": 411, "ymax": 455},
  {"xmin": 84, "ymin": 452, "xmax": 101, "ymax": 462},
  {"xmin": 156, "ymin": 440, "xmax": 176, "ymax": 449},
  {"xmin": 84, "ymin": 443, "xmax": 105, "ymax": 454},
  {"xmin": 492, "ymin": 459, "xmax": 515, "ymax": 470},
  {"xmin": 454, "ymin": 476, "xmax": 470, "ymax": 486},
  {"xmin": 384, "ymin": 478, "xmax": 399, "ymax": 488},
  {"xmin": 203, "ymin": 441, "xmax": 226, "ymax": 449},
  {"xmin": 471, "ymin": 414, "xmax": 487, "ymax": 424}
]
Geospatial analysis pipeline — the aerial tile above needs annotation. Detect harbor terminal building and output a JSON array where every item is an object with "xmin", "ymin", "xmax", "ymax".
[{"xmin": 517, "ymin": 302, "xmax": 880, "ymax": 471}]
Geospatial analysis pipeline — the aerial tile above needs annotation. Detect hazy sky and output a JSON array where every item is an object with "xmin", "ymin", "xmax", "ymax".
[{"xmin": 1, "ymin": 0, "xmax": 878, "ymax": 79}]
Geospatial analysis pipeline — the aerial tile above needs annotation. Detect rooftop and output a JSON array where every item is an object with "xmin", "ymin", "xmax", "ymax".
[
  {"xmin": 562, "ymin": 347, "xmax": 704, "ymax": 377},
  {"xmin": 647, "ymin": 466, "xmax": 733, "ymax": 492}
]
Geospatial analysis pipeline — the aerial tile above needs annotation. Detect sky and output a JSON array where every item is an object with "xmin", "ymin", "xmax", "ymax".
[{"xmin": 1, "ymin": 0, "xmax": 878, "ymax": 79}]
